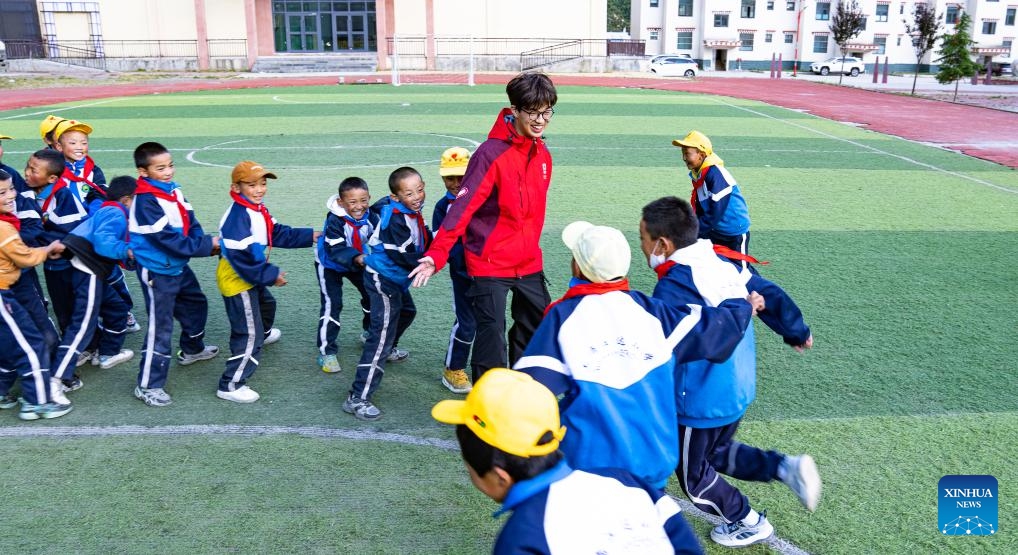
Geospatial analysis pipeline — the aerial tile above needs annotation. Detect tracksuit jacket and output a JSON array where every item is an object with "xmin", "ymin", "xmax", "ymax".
[
  {"xmin": 492, "ymin": 460, "xmax": 703, "ymax": 555},
  {"xmin": 129, "ymin": 177, "xmax": 214, "ymax": 275},
  {"xmin": 364, "ymin": 199, "xmax": 432, "ymax": 289},
  {"xmin": 690, "ymin": 164, "xmax": 750, "ymax": 238},
  {"xmin": 425, "ymin": 107, "xmax": 551, "ymax": 278},
  {"xmin": 40, "ymin": 162, "xmax": 101, "ymax": 271},
  {"xmin": 653, "ymin": 239, "xmax": 811, "ymax": 428},
  {"xmin": 218, "ymin": 194, "xmax": 315, "ymax": 290},
  {"xmin": 514, "ymin": 281, "xmax": 753, "ymax": 489},
  {"xmin": 314, "ymin": 194, "xmax": 377, "ymax": 273}
]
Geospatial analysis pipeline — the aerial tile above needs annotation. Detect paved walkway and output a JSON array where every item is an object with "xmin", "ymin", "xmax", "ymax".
[{"xmin": 2, "ymin": 70, "xmax": 1015, "ymax": 168}]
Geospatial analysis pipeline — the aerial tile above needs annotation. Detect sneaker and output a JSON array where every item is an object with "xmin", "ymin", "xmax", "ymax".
[
  {"xmin": 780, "ymin": 454, "xmax": 822, "ymax": 512},
  {"xmin": 126, "ymin": 312, "xmax": 142, "ymax": 333},
  {"xmin": 98, "ymin": 349, "xmax": 135, "ymax": 370},
  {"xmin": 442, "ymin": 369, "xmax": 473, "ymax": 394},
  {"xmin": 50, "ymin": 378, "xmax": 71, "ymax": 406},
  {"xmin": 710, "ymin": 511, "xmax": 774, "ymax": 548},
  {"xmin": 342, "ymin": 394, "xmax": 382, "ymax": 421},
  {"xmin": 62, "ymin": 374, "xmax": 84, "ymax": 393},
  {"xmin": 358, "ymin": 330, "xmax": 369, "ymax": 344},
  {"xmin": 386, "ymin": 347, "xmax": 409, "ymax": 363},
  {"xmin": 263, "ymin": 328, "xmax": 281, "ymax": 345},
  {"xmin": 134, "ymin": 386, "xmax": 172, "ymax": 407},
  {"xmin": 0, "ymin": 392, "xmax": 19, "ymax": 409},
  {"xmin": 18, "ymin": 400, "xmax": 73, "ymax": 421},
  {"xmin": 76, "ymin": 350, "xmax": 95, "ymax": 367},
  {"xmin": 216, "ymin": 386, "xmax": 260, "ymax": 403},
  {"xmin": 317, "ymin": 354, "xmax": 342, "ymax": 374},
  {"xmin": 177, "ymin": 345, "xmax": 220, "ymax": 366}
]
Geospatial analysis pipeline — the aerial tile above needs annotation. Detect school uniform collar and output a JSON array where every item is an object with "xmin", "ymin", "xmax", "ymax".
[{"xmin": 493, "ymin": 459, "xmax": 572, "ymax": 518}]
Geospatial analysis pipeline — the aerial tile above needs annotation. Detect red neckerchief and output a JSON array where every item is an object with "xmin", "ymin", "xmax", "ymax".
[
  {"xmin": 391, "ymin": 205, "xmax": 430, "ymax": 251},
  {"xmin": 61, "ymin": 156, "xmax": 104, "ymax": 198},
  {"xmin": 712, "ymin": 244, "xmax": 768, "ymax": 265},
  {"xmin": 343, "ymin": 216, "xmax": 367, "ymax": 253},
  {"xmin": 654, "ymin": 260, "xmax": 677, "ymax": 281},
  {"xmin": 230, "ymin": 190, "xmax": 274, "ymax": 250},
  {"xmin": 689, "ymin": 171, "xmax": 707, "ymax": 214},
  {"xmin": 135, "ymin": 178, "xmax": 191, "ymax": 236},
  {"xmin": 544, "ymin": 279, "xmax": 630, "ymax": 316},
  {"xmin": 0, "ymin": 213, "xmax": 21, "ymax": 231}
]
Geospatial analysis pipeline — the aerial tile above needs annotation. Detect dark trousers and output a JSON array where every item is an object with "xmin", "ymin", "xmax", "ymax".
[
  {"xmin": 23, "ymin": 266, "xmax": 49, "ymax": 310},
  {"xmin": 44, "ymin": 266, "xmax": 75, "ymax": 333},
  {"xmin": 52, "ymin": 267, "xmax": 130, "ymax": 380},
  {"xmin": 467, "ymin": 271, "xmax": 550, "ymax": 381},
  {"xmin": 0, "ymin": 289, "xmax": 52, "ymax": 405},
  {"xmin": 219, "ymin": 287, "xmax": 273, "ymax": 392},
  {"xmin": 444, "ymin": 267, "xmax": 476, "ymax": 371},
  {"xmin": 136, "ymin": 266, "xmax": 209, "ymax": 389},
  {"xmin": 11, "ymin": 274, "xmax": 58, "ymax": 372},
  {"xmin": 86, "ymin": 266, "xmax": 135, "ymax": 354},
  {"xmin": 351, "ymin": 271, "xmax": 415, "ymax": 401},
  {"xmin": 676, "ymin": 419, "xmax": 784, "ymax": 523},
  {"xmin": 315, "ymin": 262, "xmax": 369, "ymax": 356}
]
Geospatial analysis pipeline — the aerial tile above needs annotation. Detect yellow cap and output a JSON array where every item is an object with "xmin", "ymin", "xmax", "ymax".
[
  {"xmin": 432, "ymin": 368, "xmax": 566, "ymax": 458},
  {"xmin": 39, "ymin": 115, "xmax": 63, "ymax": 140},
  {"xmin": 672, "ymin": 130, "xmax": 713, "ymax": 155},
  {"xmin": 439, "ymin": 146, "xmax": 471, "ymax": 177},
  {"xmin": 231, "ymin": 160, "xmax": 278, "ymax": 183},
  {"xmin": 0, "ymin": 132, "xmax": 11, "ymax": 140},
  {"xmin": 52, "ymin": 119, "xmax": 93, "ymax": 141}
]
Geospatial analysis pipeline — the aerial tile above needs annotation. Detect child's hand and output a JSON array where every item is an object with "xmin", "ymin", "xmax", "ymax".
[
  {"xmin": 746, "ymin": 291, "xmax": 765, "ymax": 315},
  {"xmin": 274, "ymin": 272, "xmax": 288, "ymax": 287},
  {"xmin": 793, "ymin": 334, "xmax": 814, "ymax": 353},
  {"xmin": 354, "ymin": 254, "xmax": 365, "ymax": 267},
  {"xmin": 210, "ymin": 236, "xmax": 221, "ymax": 256},
  {"xmin": 46, "ymin": 240, "xmax": 65, "ymax": 258},
  {"xmin": 313, "ymin": 231, "xmax": 323, "ymax": 241}
]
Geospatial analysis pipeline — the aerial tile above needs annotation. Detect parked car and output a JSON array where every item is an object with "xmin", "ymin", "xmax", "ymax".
[
  {"xmin": 649, "ymin": 56, "xmax": 699, "ymax": 77},
  {"xmin": 649, "ymin": 53, "xmax": 693, "ymax": 64},
  {"xmin": 811, "ymin": 57, "xmax": 866, "ymax": 76},
  {"xmin": 977, "ymin": 62, "xmax": 1013, "ymax": 76}
]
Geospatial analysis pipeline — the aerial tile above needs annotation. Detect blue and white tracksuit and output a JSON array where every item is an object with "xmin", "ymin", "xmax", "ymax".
[
  {"xmin": 351, "ymin": 199, "xmax": 431, "ymax": 401},
  {"xmin": 492, "ymin": 460, "xmax": 704, "ymax": 554},
  {"xmin": 433, "ymin": 192, "xmax": 475, "ymax": 372},
  {"xmin": 314, "ymin": 194, "xmax": 376, "ymax": 357},
  {"xmin": 514, "ymin": 281, "xmax": 753, "ymax": 489},
  {"xmin": 129, "ymin": 178, "xmax": 215, "ymax": 390},
  {"xmin": 40, "ymin": 168, "xmax": 91, "ymax": 332},
  {"xmin": 217, "ymin": 196, "xmax": 314, "ymax": 393},
  {"xmin": 691, "ymin": 164, "xmax": 751, "ymax": 255},
  {"xmin": 654, "ymin": 239, "xmax": 811, "ymax": 523}
]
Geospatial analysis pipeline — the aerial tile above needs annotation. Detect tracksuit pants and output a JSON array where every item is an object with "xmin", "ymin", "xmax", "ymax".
[
  {"xmin": 44, "ymin": 266, "xmax": 75, "ymax": 333},
  {"xmin": 52, "ymin": 267, "xmax": 130, "ymax": 380},
  {"xmin": 315, "ymin": 263, "xmax": 370, "ymax": 356},
  {"xmin": 444, "ymin": 265, "xmax": 476, "ymax": 371},
  {"xmin": 23, "ymin": 266, "xmax": 49, "ymax": 310},
  {"xmin": 676, "ymin": 419, "xmax": 785, "ymax": 524},
  {"xmin": 219, "ymin": 286, "xmax": 275, "ymax": 392},
  {"xmin": 11, "ymin": 273, "xmax": 58, "ymax": 372},
  {"xmin": 351, "ymin": 271, "xmax": 415, "ymax": 401},
  {"xmin": 85, "ymin": 266, "xmax": 135, "ymax": 354},
  {"xmin": 136, "ymin": 266, "xmax": 210, "ymax": 390},
  {"xmin": 467, "ymin": 271, "xmax": 550, "ymax": 382},
  {"xmin": 0, "ymin": 289, "xmax": 52, "ymax": 405}
]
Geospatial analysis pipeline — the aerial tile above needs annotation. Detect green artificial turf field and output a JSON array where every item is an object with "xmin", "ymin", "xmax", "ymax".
[{"xmin": 0, "ymin": 82, "xmax": 1015, "ymax": 554}]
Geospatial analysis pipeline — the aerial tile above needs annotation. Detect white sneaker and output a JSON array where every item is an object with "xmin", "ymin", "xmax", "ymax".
[
  {"xmin": 216, "ymin": 386, "xmax": 260, "ymax": 403},
  {"xmin": 780, "ymin": 454, "xmax": 822, "ymax": 512},
  {"xmin": 263, "ymin": 328, "xmax": 281, "ymax": 345},
  {"xmin": 49, "ymin": 378, "xmax": 71, "ymax": 406},
  {"xmin": 76, "ymin": 350, "xmax": 95, "ymax": 367},
  {"xmin": 711, "ymin": 511, "xmax": 774, "ymax": 548},
  {"xmin": 98, "ymin": 349, "xmax": 135, "ymax": 370}
]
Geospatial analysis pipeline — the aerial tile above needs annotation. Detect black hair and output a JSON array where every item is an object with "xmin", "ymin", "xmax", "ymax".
[
  {"xmin": 134, "ymin": 141, "xmax": 169, "ymax": 169},
  {"xmin": 641, "ymin": 196, "xmax": 699, "ymax": 250},
  {"xmin": 338, "ymin": 176, "xmax": 369, "ymax": 196},
  {"xmin": 506, "ymin": 72, "xmax": 557, "ymax": 111},
  {"xmin": 388, "ymin": 166, "xmax": 421, "ymax": 195},
  {"xmin": 0, "ymin": 168, "xmax": 10, "ymax": 182},
  {"xmin": 106, "ymin": 175, "xmax": 137, "ymax": 201},
  {"xmin": 31, "ymin": 149, "xmax": 65, "ymax": 178},
  {"xmin": 455, "ymin": 424, "xmax": 563, "ymax": 483}
]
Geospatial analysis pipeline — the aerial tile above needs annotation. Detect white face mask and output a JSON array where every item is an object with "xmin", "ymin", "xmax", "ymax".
[{"xmin": 648, "ymin": 239, "xmax": 667, "ymax": 269}]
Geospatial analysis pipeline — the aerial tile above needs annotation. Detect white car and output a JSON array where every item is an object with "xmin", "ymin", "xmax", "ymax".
[
  {"xmin": 649, "ymin": 53, "xmax": 693, "ymax": 64},
  {"xmin": 811, "ymin": 57, "xmax": 866, "ymax": 76},
  {"xmin": 649, "ymin": 56, "xmax": 699, "ymax": 77}
]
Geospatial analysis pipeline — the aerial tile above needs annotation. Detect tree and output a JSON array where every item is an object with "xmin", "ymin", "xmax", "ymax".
[
  {"xmin": 935, "ymin": 12, "xmax": 982, "ymax": 101},
  {"xmin": 903, "ymin": 3, "xmax": 943, "ymax": 95},
  {"xmin": 829, "ymin": 1, "xmax": 866, "ymax": 84},
  {"xmin": 607, "ymin": 0, "xmax": 630, "ymax": 32}
]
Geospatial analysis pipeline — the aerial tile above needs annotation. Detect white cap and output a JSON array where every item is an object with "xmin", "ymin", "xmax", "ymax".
[{"xmin": 561, "ymin": 221, "xmax": 631, "ymax": 284}]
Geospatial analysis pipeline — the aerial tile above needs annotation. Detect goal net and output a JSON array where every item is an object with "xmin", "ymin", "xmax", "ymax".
[{"xmin": 389, "ymin": 35, "xmax": 476, "ymax": 86}]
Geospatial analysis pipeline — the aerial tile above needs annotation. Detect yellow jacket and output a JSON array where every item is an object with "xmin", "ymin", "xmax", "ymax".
[{"xmin": 0, "ymin": 221, "xmax": 48, "ymax": 290}]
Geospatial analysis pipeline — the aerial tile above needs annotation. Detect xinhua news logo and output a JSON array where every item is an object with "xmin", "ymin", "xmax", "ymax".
[{"xmin": 939, "ymin": 475, "xmax": 997, "ymax": 536}]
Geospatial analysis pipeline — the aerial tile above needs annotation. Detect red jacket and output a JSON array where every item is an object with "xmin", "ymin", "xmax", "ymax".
[{"xmin": 426, "ymin": 107, "xmax": 552, "ymax": 278}]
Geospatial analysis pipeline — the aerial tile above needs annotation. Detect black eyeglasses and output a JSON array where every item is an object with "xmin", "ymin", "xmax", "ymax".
[{"xmin": 518, "ymin": 107, "xmax": 555, "ymax": 121}]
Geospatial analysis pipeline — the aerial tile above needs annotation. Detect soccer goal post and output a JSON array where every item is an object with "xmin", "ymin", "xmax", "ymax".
[{"xmin": 390, "ymin": 35, "xmax": 475, "ymax": 86}]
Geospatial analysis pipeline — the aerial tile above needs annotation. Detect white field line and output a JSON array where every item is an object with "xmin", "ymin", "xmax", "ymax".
[
  {"xmin": 2, "ymin": 146, "xmax": 874, "ymax": 156},
  {"xmin": 0, "ymin": 423, "xmax": 812, "ymax": 555},
  {"xmin": 713, "ymin": 97, "xmax": 1018, "ymax": 195},
  {"xmin": 0, "ymin": 98, "xmax": 125, "ymax": 120}
]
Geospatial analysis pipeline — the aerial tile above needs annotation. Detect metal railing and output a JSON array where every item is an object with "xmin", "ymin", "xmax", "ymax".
[
  {"xmin": 0, "ymin": 38, "xmax": 247, "ymax": 64},
  {"xmin": 3, "ymin": 39, "xmax": 107, "ymax": 70},
  {"xmin": 521, "ymin": 40, "xmax": 582, "ymax": 71}
]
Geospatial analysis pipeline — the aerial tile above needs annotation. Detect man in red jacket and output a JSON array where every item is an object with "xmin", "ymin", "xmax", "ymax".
[{"xmin": 410, "ymin": 72, "xmax": 557, "ymax": 382}]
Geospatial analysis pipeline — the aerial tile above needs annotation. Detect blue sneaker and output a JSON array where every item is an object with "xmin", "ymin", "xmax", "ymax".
[
  {"xmin": 18, "ymin": 400, "xmax": 73, "ymax": 421},
  {"xmin": 317, "ymin": 354, "xmax": 341, "ymax": 373}
]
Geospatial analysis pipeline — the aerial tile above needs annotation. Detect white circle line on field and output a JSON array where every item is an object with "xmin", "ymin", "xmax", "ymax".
[{"xmin": 0, "ymin": 423, "xmax": 812, "ymax": 555}]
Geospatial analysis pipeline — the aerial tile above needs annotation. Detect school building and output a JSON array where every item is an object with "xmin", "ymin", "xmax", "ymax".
[{"xmin": 629, "ymin": 0, "xmax": 1015, "ymax": 72}]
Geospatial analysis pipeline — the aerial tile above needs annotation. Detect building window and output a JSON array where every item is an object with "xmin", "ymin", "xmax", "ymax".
[
  {"xmin": 785, "ymin": 32, "xmax": 794, "ymax": 43},
  {"xmin": 900, "ymin": 3, "xmax": 904, "ymax": 14},
  {"xmin": 715, "ymin": 13, "xmax": 730, "ymax": 27},
  {"xmin": 767, "ymin": 1, "xmax": 775, "ymax": 10},
  {"xmin": 982, "ymin": 21, "xmax": 997, "ymax": 35},
  {"xmin": 813, "ymin": 34, "xmax": 829, "ymax": 53},
  {"xmin": 787, "ymin": 1, "xmax": 795, "ymax": 10},
  {"xmin": 742, "ymin": 0, "xmax": 756, "ymax": 18},
  {"xmin": 740, "ymin": 32, "xmax": 755, "ymax": 50},
  {"xmin": 649, "ymin": 29, "xmax": 660, "ymax": 41},
  {"xmin": 1007, "ymin": 8, "xmax": 1016, "ymax": 26},
  {"xmin": 875, "ymin": 4, "xmax": 888, "ymax": 22},
  {"xmin": 896, "ymin": 36, "xmax": 901, "ymax": 46},
  {"xmin": 860, "ymin": 17, "xmax": 867, "ymax": 31},
  {"xmin": 678, "ymin": 0, "xmax": 693, "ymax": 17},
  {"xmin": 650, "ymin": 0, "xmax": 659, "ymax": 7},
  {"xmin": 765, "ymin": 32, "xmax": 773, "ymax": 42},
  {"xmin": 1003, "ymin": 39, "xmax": 1012, "ymax": 55},
  {"xmin": 874, "ymin": 36, "xmax": 886, "ymax": 54},
  {"xmin": 676, "ymin": 32, "xmax": 693, "ymax": 50},
  {"xmin": 816, "ymin": 2, "xmax": 830, "ymax": 20},
  {"xmin": 946, "ymin": 6, "xmax": 959, "ymax": 24}
]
